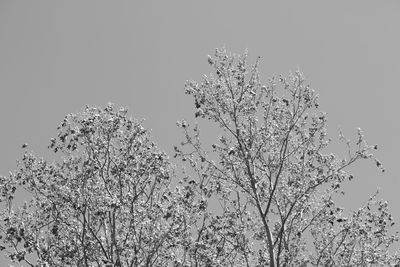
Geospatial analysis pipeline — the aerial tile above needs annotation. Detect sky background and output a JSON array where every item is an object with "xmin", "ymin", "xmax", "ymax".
[{"xmin": 0, "ymin": 0, "xmax": 399, "ymax": 264}]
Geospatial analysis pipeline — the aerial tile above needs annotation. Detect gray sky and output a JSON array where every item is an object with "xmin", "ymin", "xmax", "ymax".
[{"xmin": 1, "ymin": 0, "xmax": 399, "ymax": 264}]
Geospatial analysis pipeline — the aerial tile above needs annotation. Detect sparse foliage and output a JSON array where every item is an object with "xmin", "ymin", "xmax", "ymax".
[
  {"xmin": 174, "ymin": 48, "xmax": 400, "ymax": 266},
  {"xmin": 0, "ymin": 104, "xmax": 192, "ymax": 266},
  {"xmin": 1, "ymin": 48, "xmax": 399, "ymax": 267}
]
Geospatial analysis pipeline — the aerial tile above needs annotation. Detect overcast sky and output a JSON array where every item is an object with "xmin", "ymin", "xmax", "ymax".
[{"xmin": 1, "ymin": 1, "xmax": 399, "ymax": 264}]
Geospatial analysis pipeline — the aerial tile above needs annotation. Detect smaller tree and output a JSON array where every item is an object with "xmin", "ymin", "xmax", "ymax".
[
  {"xmin": 0, "ymin": 104, "xmax": 191, "ymax": 266},
  {"xmin": 174, "ymin": 47, "xmax": 400, "ymax": 266}
]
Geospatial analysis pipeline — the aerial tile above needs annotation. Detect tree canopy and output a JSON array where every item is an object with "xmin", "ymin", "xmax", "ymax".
[
  {"xmin": 0, "ymin": 105, "xmax": 193, "ymax": 266},
  {"xmin": 1, "ymin": 48, "xmax": 399, "ymax": 266}
]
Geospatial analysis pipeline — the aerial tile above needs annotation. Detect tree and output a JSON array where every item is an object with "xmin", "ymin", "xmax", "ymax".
[
  {"xmin": 174, "ymin": 47, "xmax": 400, "ymax": 266},
  {"xmin": 0, "ymin": 104, "xmax": 193, "ymax": 266},
  {"xmin": 1, "ymin": 48, "xmax": 399, "ymax": 267}
]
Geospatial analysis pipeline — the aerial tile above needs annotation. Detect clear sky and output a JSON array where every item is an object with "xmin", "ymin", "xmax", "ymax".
[{"xmin": 0, "ymin": 1, "xmax": 399, "ymax": 264}]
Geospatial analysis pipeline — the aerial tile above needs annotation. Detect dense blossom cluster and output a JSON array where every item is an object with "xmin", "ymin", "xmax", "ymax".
[{"xmin": 0, "ymin": 48, "xmax": 399, "ymax": 266}]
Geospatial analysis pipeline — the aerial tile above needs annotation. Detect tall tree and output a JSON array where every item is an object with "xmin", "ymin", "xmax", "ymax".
[
  {"xmin": 175, "ymin": 47, "xmax": 400, "ymax": 266},
  {"xmin": 0, "ymin": 104, "xmax": 191, "ymax": 266}
]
